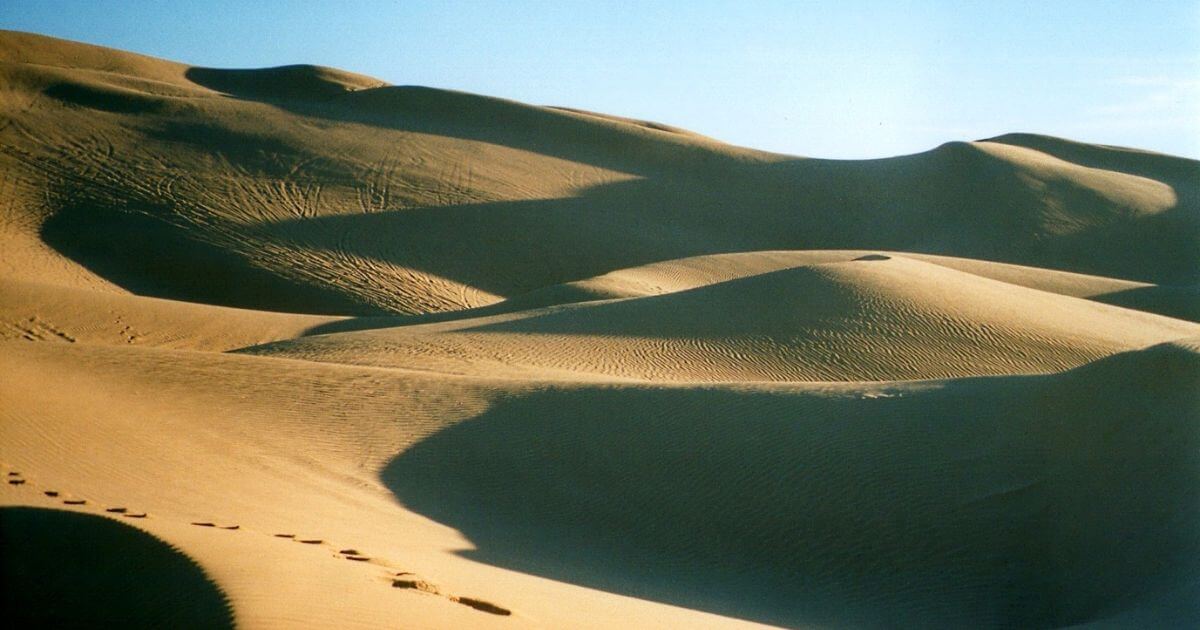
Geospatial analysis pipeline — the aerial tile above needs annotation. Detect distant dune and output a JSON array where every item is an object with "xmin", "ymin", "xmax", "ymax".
[
  {"xmin": 3, "ymin": 30, "xmax": 1196, "ymax": 316},
  {"xmin": 2, "ymin": 30, "xmax": 1198, "ymax": 629}
]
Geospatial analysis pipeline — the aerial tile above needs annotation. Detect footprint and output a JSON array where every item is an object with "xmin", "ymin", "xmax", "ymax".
[
  {"xmin": 388, "ymin": 570, "xmax": 511, "ymax": 617},
  {"xmin": 450, "ymin": 596, "xmax": 512, "ymax": 616},
  {"xmin": 3, "ymin": 480, "xmax": 511, "ymax": 616},
  {"xmin": 337, "ymin": 548, "xmax": 371, "ymax": 561},
  {"xmin": 391, "ymin": 579, "xmax": 439, "ymax": 594}
]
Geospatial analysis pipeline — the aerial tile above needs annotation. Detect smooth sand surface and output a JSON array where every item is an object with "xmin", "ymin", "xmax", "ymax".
[{"xmin": 2, "ymin": 30, "xmax": 1198, "ymax": 628}]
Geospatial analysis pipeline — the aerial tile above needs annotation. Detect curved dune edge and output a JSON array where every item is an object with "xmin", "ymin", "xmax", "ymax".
[
  {"xmin": 0, "ymin": 342, "xmax": 767, "ymax": 629},
  {"xmin": 383, "ymin": 340, "xmax": 1200, "ymax": 628},
  {"xmin": 0, "ymin": 506, "xmax": 234, "ymax": 628},
  {"xmin": 245, "ymin": 254, "xmax": 1199, "ymax": 382},
  {"xmin": 3, "ymin": 30, "xmax": 1197, "ymax": 318},
  {"xmin": 1, "ymin": 250, "xmax": 1193, "ymax": 363},
  {"xmin": 293, "ymin": 249, "xmax": 1197, "ymax": 335},
  {"xmin": 1, "ymin": 250, "xmax": 1193, "ymax": 361},
  {"xmin": 3, "ymin": 336, "xmax": 1197, "ymax": 628}
]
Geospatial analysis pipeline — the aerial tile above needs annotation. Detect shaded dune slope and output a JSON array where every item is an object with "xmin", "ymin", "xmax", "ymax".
[
  {"xmin": 384, "ymin": 340, "xmax": 1200, "ymax": 628},
  {"xmin": 1, "ymin": 507, "xmax": 234, "ymax": 628},
  {"xmin": 248, "ymin": 255, "xmax": 1198, "ymax": 381},
  {"xmin": 1, "ymin": 31, "xmax": 1196, "ymax": 317}
]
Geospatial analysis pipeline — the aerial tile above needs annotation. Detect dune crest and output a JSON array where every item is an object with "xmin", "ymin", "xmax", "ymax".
[
  {"xmin": 246, "ymin": 255, "xmax": 1198, "ymax": 382},
  {"xmin": 3, "ymin": 31, "xmax": 1198, "ymax": 317},
  {"xmin": 3, "ymin": 31, "xmax": 1198, "ymax": 629}
]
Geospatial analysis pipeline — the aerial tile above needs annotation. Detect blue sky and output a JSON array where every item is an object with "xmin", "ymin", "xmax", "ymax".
[{"xmin": 4, "ymin": 1, "xmax": 1198, "ymax": 158}]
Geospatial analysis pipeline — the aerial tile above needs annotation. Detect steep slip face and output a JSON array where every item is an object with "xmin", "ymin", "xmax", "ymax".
[
  {"xmin": 2, "ymin": 32, "xmax": 1197, "ymax": 318},
  {"xmin": 245, "ymin": 255, "xmax": 1200, "ymax": 382}
]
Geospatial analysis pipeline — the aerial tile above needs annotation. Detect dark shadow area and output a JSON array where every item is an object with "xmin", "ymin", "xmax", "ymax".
[
  {"xmin": 263, "ymin": 177, "xmax": 816, "ymax": 300},
  {"xmin": 0, "ymin": 507, "xmax": 234, "ymax": 629},
  {"xmin": 186, "ymin": 65, "xmax": 379, "ymax": 101},
  {"xmin": 40, "ymin": 200, "xmax": 384, "ymax": 316},
  {"xmin": 298, "ymin": 299, "xmax": 565, "ymax": 338},
  {"xmin": 1094, "ymin": 284, "xmax": 1200, "ymax": 323},
  {"xmin": 383, "ymin": 344, "xmax": 1200, "ymax": 628},
  {"xmin": 43, "ymin": 82, "xmax": 169, "ymax": 115},
  {"xmin": 142, "ymin": 119, "xmax": 306, "ymax": 162}
]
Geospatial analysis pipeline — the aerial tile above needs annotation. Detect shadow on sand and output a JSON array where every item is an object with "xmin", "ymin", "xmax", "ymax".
[
  {"xmin": 382, "ymin": 347, "xmax": 1200, "ymax": 627},
  {"xmin": 1, "ymin": 507, "xmax": 234, "ymax": 628},
  {"xmin": 29, "ymin": 66, "xmax": 1200, "ymax": 319}
]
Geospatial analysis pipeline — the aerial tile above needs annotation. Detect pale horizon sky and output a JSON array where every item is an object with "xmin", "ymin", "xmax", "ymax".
[{"xmin": 3, "ymin": 1, "xmax": 1198, "ymax": 159}]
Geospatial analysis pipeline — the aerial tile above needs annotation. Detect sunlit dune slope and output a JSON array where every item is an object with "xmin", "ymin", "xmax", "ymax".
[
  {"xmin": 3, "ymin": 336, "xmax": 1196, "ymax": 628},
  {"xmin": 0, "ymin": 341, "xmax": 774, "ymax": 630},
  {"xmin": 246, "ymin": 255, "xmax": 1198, "ymax": 381},
  {"xmin": 453, "ymin": 249, "xmax": 1199, "ymax": 322}
]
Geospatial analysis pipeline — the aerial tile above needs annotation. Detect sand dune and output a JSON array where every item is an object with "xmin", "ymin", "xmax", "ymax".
[
  {"xmin": 4, "ymin": 334, "xmax": 1196, "ymax": 628},
  {"xmin": 386, "ymin": 339, "xmax": 1200, "ymax": 628},
  {"xmin": 2, "ymin": 30, "xmax": 1199, "ymax": 629},
  {"xmin": 3, "ymin": 30, "xmax": 1197, "ymax": 316},
  {"xmin": 246, "ymin": 255, "xmax": 1198, "ymax": 381},
  {"xmin": 495, "ymin": 249, "xmax": 1200, "ymax": 321},
  {"xmin": 1, "ymin": 341, "xmax": 770, "ymax": 629}
]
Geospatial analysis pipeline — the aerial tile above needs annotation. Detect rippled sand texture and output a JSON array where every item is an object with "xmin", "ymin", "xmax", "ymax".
[{"xmin": 2, "ymin": 30, "xmax": 1198, "ymax": 629}]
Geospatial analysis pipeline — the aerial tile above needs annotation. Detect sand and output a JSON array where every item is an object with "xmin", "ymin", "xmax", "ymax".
[{"xmin": 1, "ymin": 30, "xmax": 1198, "ymax": 629}]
